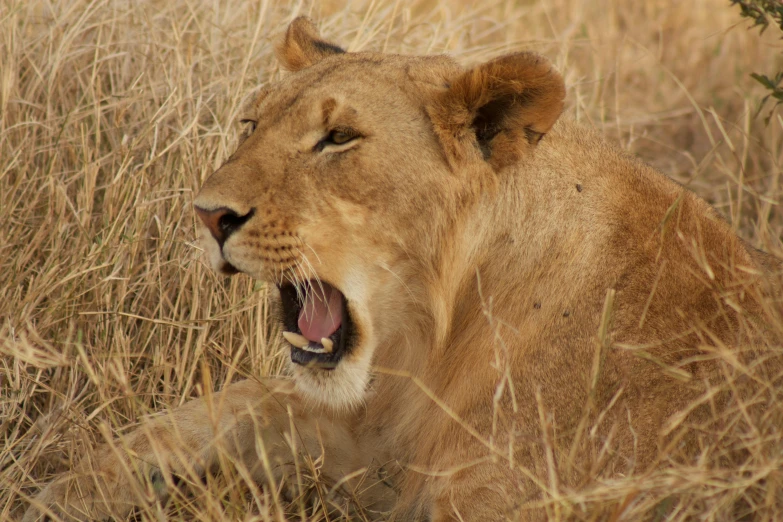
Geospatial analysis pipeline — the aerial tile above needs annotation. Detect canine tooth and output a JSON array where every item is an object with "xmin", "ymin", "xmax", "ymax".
[
  {"xmin": 320, "ymin": 337, "xmax": 334, "ymax": 353},
  {"xmin": 283, "ymin": 331, "xmax": 309, "ymax": 349}
]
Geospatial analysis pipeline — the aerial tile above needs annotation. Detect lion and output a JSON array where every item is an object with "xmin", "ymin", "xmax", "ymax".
[{"xmin": 24, "ymin": 16, "xmax": 781, "ymax": 522}]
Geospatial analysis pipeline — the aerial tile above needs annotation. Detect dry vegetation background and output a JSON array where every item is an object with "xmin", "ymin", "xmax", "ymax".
[{"xmin": 2, "ymin": 0, "xmax": 783, "ymax": 520}]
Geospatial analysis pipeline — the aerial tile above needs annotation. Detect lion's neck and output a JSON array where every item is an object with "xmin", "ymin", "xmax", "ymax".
[
  {"xmin": 366, "ymin": 167, "xmax": 585, "ymax": 454},
  {"xmin": 430, "ymin": 171, "xmax": 571, "ymax": 339}
]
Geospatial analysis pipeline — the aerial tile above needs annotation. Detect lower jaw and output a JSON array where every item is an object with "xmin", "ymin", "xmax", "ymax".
[{"xmin": 289, "ymin": 346, "xmax": 341, "ymax": 370}]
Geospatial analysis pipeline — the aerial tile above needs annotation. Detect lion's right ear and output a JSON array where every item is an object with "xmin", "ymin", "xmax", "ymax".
[
  {"xmin": 277, "ymin": 17, "xmax": 345, "ymax": 71},
  {"xmin": 428, "ymin": 52, "xmax": 565, "ymax": 172}
]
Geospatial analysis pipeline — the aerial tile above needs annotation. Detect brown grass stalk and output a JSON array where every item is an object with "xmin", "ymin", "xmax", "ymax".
[{"xmin": 2, "ymin": 0, "xmax": 782, "ymax": 520}]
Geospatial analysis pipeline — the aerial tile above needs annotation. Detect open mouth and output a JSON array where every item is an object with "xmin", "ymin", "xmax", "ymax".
[{"xmin": 278, "ymin": 280, "xmax": 353, "ymax": 370}]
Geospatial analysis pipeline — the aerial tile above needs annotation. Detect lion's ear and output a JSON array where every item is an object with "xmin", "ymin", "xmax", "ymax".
[
  {"xmin": 277, "ymin": 17, "xmax": 345, "ymax": 71},
  {"xmin": 428, "ymin": 52, "xmax": 565, "ymax": 171}
]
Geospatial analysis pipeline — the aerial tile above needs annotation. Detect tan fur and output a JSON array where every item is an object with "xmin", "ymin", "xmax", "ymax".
[{"xmin": 25, "ymin": 17, "xmax": 781, "ymax": 522}]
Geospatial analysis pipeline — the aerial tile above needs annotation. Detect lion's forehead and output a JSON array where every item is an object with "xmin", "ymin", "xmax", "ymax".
[
  {"xmin": 253, "ymin": 53, "xmax": 459, "ymax": 125},
  {"xmin": 263, "ymin": 58, "xmax": 395, "ymax": 105}
]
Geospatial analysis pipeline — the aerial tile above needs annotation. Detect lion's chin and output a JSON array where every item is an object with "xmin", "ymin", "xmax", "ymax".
[{"xmin": 291, "ymin": 354, "xmax": 373, "ymax": 412}]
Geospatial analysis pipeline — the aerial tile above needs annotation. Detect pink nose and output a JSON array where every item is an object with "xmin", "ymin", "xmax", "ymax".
[{"xmin": 194, "ymin": 206, "xmax": 253, "ymax": 245}]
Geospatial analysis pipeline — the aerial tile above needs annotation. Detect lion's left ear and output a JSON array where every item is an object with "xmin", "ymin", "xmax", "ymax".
[
  {"xmin": 428, "ymin": 52, "xmax": 565, "ymax": 171},
  {"xmin": 277, "ymin": 17, "xmax": 345, "ymax": 71}
]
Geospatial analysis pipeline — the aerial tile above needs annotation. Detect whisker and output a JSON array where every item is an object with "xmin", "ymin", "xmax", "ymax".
[{"xmin": 380, "ymin": 262, "xmax": 419, "ymax": 306}]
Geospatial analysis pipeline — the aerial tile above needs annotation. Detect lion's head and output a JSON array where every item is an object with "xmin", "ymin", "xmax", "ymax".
[{"xmin": 194, "ymin": 17, "xmax": 565, "ymax": 410}]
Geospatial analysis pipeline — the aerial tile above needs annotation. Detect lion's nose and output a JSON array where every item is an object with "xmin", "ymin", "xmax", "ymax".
[{"xmin": 194, "ymin": 206, "xmax": 254, "ymax": 246}]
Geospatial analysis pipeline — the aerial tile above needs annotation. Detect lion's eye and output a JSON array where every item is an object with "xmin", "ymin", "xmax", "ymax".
[
  {"xmin": 329, "ymin": 130, "xmax": 354, "ymax": 145},
  {"xmin": 240, "ymin": 119, "xmax": 257, "ymax": 135},
  {"xmin": 315, "ymin": 128, "xmax": 360, "ymax": 151}
]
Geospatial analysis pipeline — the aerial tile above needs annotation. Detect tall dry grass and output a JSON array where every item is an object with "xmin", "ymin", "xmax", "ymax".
[{"xmin": 1, "ymin": 0, "xmax": 782, "ymax": 520}]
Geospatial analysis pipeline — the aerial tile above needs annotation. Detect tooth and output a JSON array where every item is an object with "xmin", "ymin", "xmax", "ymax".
[
  {"xmin": 320, "ymin": 337, "xmax": 334, "ymax": 353},
  {"xmin": 283, "ymin": 331, "xmax": 309, "ymax": 349}
]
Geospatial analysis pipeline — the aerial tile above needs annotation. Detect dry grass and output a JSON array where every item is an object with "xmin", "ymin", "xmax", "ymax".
[{"xmin": 2, "ymin": 0, "xmax": 782, "ymax": 520}]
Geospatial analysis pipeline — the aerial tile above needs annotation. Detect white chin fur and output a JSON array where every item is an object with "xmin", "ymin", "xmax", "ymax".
[{"xmin": 291, "ymin": 344, "xmax": 374, "ymax": 412}]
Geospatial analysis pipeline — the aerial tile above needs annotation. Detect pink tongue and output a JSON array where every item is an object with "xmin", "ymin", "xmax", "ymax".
[{"xmin": 298, "ymin": 283, "xmax": 344, "ymax": 342}]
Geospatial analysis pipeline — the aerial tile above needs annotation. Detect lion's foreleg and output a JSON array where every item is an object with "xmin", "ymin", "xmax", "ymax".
[{"xmin": 23, "ymin": 378, "xmax": 383, "ymax": 521}]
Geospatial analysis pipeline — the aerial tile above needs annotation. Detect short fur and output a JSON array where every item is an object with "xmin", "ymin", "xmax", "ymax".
[{"xmin": 25, "ymin": 17, "xmax": 781, "ymax": 522}]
